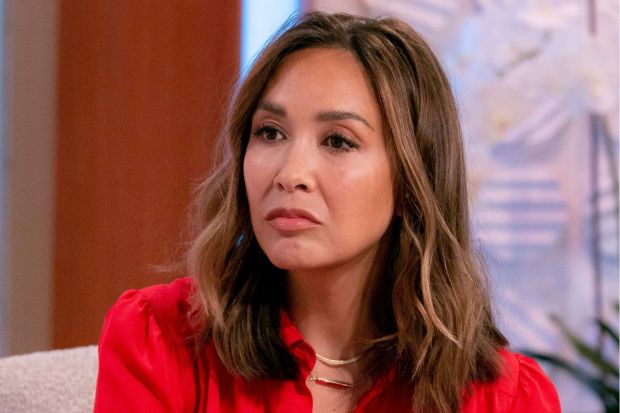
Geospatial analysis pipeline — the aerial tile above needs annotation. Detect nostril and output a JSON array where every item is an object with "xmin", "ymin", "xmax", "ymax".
[
  {"xmin": 273, "ymin": 166, "xmax": 313, "ymax": 192},
  {"xmin": 274, "ymin": 176, "xmax": 294, "ymax": 191},
  {"xmin": 274, "ymin": 179, "xmax": 310, "ymax": 192}
]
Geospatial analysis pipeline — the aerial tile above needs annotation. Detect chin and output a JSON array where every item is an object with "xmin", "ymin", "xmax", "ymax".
[
  {"xmin": 256, "ymin": 235, "xmax": 317, "ymax": 269},
  {"xmin": 263, "ymin": 246, "xmax": 334, "ymax": 271},
  {"xmin": 264, "ymin": 252, "xmax": 311, "ymax": 270}
]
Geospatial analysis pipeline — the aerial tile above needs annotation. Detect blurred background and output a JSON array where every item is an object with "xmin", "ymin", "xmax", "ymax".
[{"xmin": 0, "ymin": 0, "xmax": 617, "ymax": 411}]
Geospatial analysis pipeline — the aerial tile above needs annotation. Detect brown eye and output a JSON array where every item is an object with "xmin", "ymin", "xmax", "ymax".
[
  {"xmin": 253, "ymin": 125, "xmax": 283, "ymax": 142},
  {"xmin": 323, "ymin": 134, "xmax": 359, "ymax": 152}
]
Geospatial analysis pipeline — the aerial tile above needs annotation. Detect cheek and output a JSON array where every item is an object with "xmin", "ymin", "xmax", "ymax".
[
  {"xmin": 357, "ymin": 181, "xmax": 393, "ymax": 226},
  {"xmin": 243, "ymin": 142, "xmax": 268, "ymax": 194},
  {"xmin": 329, "ymin": 163, "xmax": 394, "ymax": 237},
  {"xmin": 243, "ymin": 147, "xmax": 267, "ymax": 211}
]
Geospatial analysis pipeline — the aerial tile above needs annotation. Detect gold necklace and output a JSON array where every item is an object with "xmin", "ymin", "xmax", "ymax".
[
  {"xmin": 315, "ymin": 352, "xmax": 360, "ymax": 366},
  {"xmin": 308, "ymin": 351, "xmax": 360, "ymax": 390}
]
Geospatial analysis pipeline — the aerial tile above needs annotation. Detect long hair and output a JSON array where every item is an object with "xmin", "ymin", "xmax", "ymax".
[{"xmin": 187, "ymin": 11, "xmax": 507, "ymax": 413}]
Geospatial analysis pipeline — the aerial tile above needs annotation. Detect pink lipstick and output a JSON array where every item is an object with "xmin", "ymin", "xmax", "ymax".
[{"xmin": 265, "ymin": 208, "xmax": 321, "ymax": 231}]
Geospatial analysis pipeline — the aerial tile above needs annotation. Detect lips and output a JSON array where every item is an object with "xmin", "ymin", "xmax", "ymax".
[{"xmin": 265, "ymin": 208, "xmax": 321, "ymax": 231}]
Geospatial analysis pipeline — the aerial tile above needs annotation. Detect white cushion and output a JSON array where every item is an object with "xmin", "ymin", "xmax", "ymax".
[{"xmin": 0, "ymin": 345, "xmax": 98, "ymax": 413}]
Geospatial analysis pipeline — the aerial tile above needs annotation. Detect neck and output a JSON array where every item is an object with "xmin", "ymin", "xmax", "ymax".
[{"xmin": 285, "ymin": 246, "xmax": 382, "ymax": 359}]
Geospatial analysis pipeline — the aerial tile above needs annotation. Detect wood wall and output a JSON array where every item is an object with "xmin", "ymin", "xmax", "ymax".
[{"xmin": 53, "ymin": 2, "xmax": 240, "ymax": 348}]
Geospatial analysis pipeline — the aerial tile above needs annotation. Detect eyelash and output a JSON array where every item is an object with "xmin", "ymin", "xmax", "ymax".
[
  {"xmin": 252, "ymin": 125, "xmax": 283, "ymax": 142},
  {"xmin": 251, "ymin": 125, "xmax": 360, "ymax": 153},
  {"xmin": 324, "ymin": 133, "xmax": 360, "ymax": 152}
]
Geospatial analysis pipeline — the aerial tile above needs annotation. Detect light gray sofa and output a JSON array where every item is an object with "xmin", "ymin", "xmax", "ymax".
[{"xmin": 0, "ymin": 345, "xmax": 98, "ymax": 413}]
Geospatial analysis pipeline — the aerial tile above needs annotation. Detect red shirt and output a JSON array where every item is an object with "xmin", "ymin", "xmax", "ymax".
[{"xmin": 94, "ymin": 278, "xmax": 561, "ymax": 412}]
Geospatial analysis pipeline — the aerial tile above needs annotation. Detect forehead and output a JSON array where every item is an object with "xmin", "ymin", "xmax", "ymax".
[{"xmin": 258, "ymin": 47, "xmax": 381, "ymax": 125}]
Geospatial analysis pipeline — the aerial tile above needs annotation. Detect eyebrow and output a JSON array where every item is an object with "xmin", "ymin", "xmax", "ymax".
[
  {"xmin": 256, "ymin": 101, "xmax": 375, "ymax": 131},
  {"xmin": 257, "ymin": 101, "xmax": 287, "ymax": 117},
  {"xmin": 316, "ymin": 110, "xmax": 374, "ymax": 130}
]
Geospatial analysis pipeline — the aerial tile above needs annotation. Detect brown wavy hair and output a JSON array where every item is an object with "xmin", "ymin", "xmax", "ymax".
[{"xmin": 187, "ymin": 11, "xmax": 507, "ymax": 413}]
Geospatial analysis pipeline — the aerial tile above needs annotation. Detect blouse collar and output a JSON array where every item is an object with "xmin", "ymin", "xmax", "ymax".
[{"xmin": 279, "ymin": 309, "xmax": 306, "ymax": 348}]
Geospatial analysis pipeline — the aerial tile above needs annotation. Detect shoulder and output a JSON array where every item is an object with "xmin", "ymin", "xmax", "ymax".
[
  {"xmin": 101, "ymin": 277, "xmax": 195, "ymax": 347},
  {"xmin": 95, "ymin": 278, "xmax": 200, "ymax": 410},
  {"xmin": 138, "ymin": 277, "xmax": 195, "ymax": 332},
  {"xmin": 462, "ymin": 349, "xmax": 561, "ymax": 413}
]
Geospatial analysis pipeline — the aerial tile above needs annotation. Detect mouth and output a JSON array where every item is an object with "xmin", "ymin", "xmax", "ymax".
[{"xmin": 265, "ymin": 208, "xmax": 321, "ymax": 231}]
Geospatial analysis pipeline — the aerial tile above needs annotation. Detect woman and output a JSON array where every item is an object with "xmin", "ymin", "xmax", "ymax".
[{"xmin": 94, "ymin": 12, "xmax": 561, "ymax": 413}]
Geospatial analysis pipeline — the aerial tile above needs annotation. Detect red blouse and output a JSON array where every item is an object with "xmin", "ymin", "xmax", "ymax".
[{"xmin": 94, "ymin": 278, "xmax": 561, "ymax": 412}]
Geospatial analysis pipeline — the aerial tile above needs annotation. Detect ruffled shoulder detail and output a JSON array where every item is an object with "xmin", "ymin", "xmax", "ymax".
[
  {"xmin": 138, "ymin": 277, "xmax": 195, "ymax": 345},
  {"xmin": 507, "ymin": 352, "xmax": 562, "ymax": 412},
  {"xmin": 94, "ymin": 277, "xmax": 197, "ymax": 412},
  {"xmin": 463, "ymin": 349, "xmax": 561, "ymax": 412}
]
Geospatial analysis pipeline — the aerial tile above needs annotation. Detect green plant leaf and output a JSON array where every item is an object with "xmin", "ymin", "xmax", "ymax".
[
  {"xmin": 522, "ymin": 351, "xmax": 619, "ymax": 408},
  {"xmin": 551, "ymin": 315, "xmax": 620, "ymax": 377},
  {"xmin": 597, "ymin": 318, "xmax": 620, "ymax": 346}
]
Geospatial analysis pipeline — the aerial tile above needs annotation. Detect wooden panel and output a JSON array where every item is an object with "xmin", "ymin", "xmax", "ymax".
[{"xmin": 53, "ymin": 2, "xmax": 240, "ymax": 348}]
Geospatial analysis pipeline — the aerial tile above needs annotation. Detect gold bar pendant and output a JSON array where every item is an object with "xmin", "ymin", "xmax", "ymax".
[{"xmin": 308, "ymin": 374, "xmax": 353, "ymax": 390}]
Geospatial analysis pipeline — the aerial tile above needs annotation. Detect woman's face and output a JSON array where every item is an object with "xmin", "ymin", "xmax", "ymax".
[{"xmin": 243, "ymin": 47, "xmax": 394, "ymax": 272}]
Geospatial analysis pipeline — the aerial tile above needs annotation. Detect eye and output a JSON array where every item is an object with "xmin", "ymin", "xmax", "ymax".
[
  {"xmin": 252, "ymin": 125, "xmax": 284, "ymax": 142},
  {"xmin": 323, "ymin": 133, "xmax": 359, "ymax": 152}
]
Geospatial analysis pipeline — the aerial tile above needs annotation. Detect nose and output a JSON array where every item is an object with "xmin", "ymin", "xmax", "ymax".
[{"xmin": 273, "ymin": 141, "xmax": 315, "ymax": 192}]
